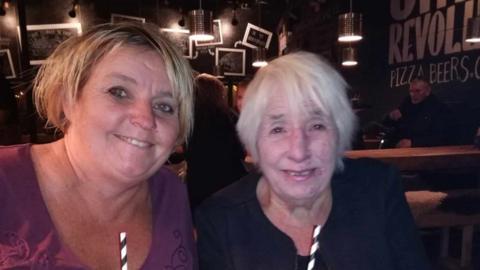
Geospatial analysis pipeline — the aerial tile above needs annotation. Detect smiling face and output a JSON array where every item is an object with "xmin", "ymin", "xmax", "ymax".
[
  {"xmin": 63, "ymin": 45, "xmax": 179, "ymax": 182},
  {"xmin": 256, "ymin": 91, "xmax": 337, "ymax": 205}
]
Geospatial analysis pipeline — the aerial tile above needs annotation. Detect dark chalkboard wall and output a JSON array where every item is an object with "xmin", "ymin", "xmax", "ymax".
[{"xmin": 0, "ymin": 0, "xmax": 478, "ymax": 141}]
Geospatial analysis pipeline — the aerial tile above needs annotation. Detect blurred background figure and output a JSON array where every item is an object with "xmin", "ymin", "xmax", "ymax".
[
  {"xmin": 382, "ymin": 77, "xmax": 450, "ymax": 148},
  {"xmin": 185, "ymin": 73, "xmax": 247, "ymax": 211},
  {"xmin": 0, "ymin": 58, "xmax": 20, "ymax": 145},
  {"xmin": 474, "ymin": 127, "xmax": 480, "ymax": 149},
  {"xmin": 235, "ymin": 78, "xmax": 251, "ymax": 114},
  {"xmin": 0, "ymin": 23, "xmax": 197, "ymax": 269}
]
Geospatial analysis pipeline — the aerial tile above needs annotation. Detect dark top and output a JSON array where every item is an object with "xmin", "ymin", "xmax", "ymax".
[
  {"xmin": 195, "ymin": 158, "xmax": 431, "ymax": 270},
  {"xmin": 0, "ymin": 144, "xmax": 198, "ymax": 269},
  {"xmin": 185, "ymin": 107, "xmax": 247, "ymax": 210},
  {"xmin": 384, "ymin": 94, "xmax": 450, "ymax": 147}
]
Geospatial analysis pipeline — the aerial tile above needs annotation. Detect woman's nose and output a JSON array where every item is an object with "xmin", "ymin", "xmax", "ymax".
[
  {"xmin": 129, "ymin": 102, "xmax": 156, "ymax": 130},
  {"xmin": 288, "ymin": 129, "xmax": 311, "ymax": 162}
]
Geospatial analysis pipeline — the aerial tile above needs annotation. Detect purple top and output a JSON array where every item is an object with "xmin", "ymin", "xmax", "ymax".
[{"xmin": 0, "ymin": 144, "xmax": 198, "ymax": 269}]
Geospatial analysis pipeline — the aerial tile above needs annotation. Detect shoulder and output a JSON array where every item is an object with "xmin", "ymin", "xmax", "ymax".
[
  {"xmin": 196, "ymin": 172, "xmax": 260, "ymax": 214},
  {"xmin": 0, "ymin": 144, "xmax": 30, "ymax": 165},
  {"xmin": 334, "ymin": 158, "xmax": 399, "ymax": 192},
  {"xmin": 151, "ymin": 167, "xmax": 187, "ymax": 193},
  {"xmin": 0, "ymin": 144, "xmax": 32, "ymax": 179}
]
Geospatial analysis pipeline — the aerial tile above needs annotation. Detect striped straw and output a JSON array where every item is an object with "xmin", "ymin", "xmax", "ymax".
[
  {"xmin": 307, "ymin": 225, "xmax": 321, "ymax": 270},
  {"xmin": 119, "ymin": 232, "xmax": 128, "ymax": 270}
]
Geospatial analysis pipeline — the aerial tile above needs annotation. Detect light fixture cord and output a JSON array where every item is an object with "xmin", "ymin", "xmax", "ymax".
[
  {"xmin": 199, "ymin": 0, "xmax": 202, "ymax": 9},
  {"xmin": 257, "ymin": 1, "xmax": 262, "ymax": 27},
  {"xmin": 349, "ymin": 0, "xmax": 352, "ymax": 13}
]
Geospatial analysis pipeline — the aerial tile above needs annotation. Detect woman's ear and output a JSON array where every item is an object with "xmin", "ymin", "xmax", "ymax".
[{"xmin": 61, "ymin": 94, "xmax": 75, "ymax": 127}]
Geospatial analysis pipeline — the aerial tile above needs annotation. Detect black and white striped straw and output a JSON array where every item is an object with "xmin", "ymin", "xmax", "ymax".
[
  {"xmin": 307, "ymin": 225, "xmax": 321, "ymax": 270},
  {"xmin": 119, "ymin": 232, "xmax": 128, "ymax": 270}
]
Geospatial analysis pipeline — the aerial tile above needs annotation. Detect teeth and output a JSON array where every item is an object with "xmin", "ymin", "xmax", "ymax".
[
  {"xmin": 287, "ymin": 170, "xmax": 312, "ymax": 176},
  {"xmin": 117, "ymin": 135, "xmax": 151, "ymax": 148}
]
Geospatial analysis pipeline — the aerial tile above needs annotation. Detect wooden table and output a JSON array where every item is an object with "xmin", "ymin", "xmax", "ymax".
[{"xmin": 345, "ymin": 145, "xmax": 480, "ymax": 171}]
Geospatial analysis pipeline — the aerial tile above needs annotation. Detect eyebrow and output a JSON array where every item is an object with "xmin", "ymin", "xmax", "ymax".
[
  {"xmin": 107, "ymin": 72, "xmax": 174, "ymax": 98},
  {"xmin": 107, "ymin": 73, "xmax": 138, "ymax": 84}
]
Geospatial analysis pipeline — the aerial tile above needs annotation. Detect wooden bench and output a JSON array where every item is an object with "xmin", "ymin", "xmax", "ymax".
[{"xmin": 406, "ymin": 190, "xmax": 480, "ymax": 269}]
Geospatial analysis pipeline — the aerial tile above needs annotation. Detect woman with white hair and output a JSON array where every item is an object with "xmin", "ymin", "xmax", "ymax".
[{"xmin": 195, "ymin": 51, "xmax": 430, "ymax": 270}]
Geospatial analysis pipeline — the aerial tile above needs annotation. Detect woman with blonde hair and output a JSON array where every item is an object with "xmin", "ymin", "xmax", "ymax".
[{"xmin": 0, "ymin": 23, "xmax": 197, "ymax": 269}]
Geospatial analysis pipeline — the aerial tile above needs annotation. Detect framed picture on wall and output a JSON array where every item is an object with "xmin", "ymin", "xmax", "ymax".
[
  {"xmin": 26, "ymin": 23, "xmax": 82, "ymax": 65},
  {"xmin": 241, "ymin": 23, "xmax": 272, "ymax": 49},
  {"xmin": 195, "ymin": 19, "xmax": 223, "ymax": 47},
  {"xmin": 0, "ymin": 49, "xmax": 15, "ymax": 79},
  {"xmin": 215, "ymin": 48, "xmax": 245, "ymax": 77},
  {"xmin": 111, "ymin": 13, "xmax": 146, "ymax": 24},
  {"xmin": 160, "ymin": 28, "xmax": 193, "ymax": 59}
]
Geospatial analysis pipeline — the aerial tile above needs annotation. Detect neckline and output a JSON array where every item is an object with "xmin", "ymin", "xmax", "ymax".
[{"xmin": 26, "ymin": 143, "xmax": 158, "ymax": 269}]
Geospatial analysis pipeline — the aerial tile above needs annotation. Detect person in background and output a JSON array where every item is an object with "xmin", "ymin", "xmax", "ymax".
[
  {"xmin": 0, "ymin": 23, "xmax": 198, "ymax": 269},
  {"xmin": 235, "ymin": 78, "xmax": 251, "ymax": 113},
  {"xmin": 0, "ymin": 60, "xmax": 20, "ymax": 145},
  {"xmin": 383, "ymin": 77, "xmax": 450, "ymax": 148},
  {"xmin": 185, "ymin": 73, "xmax": 247, "ymax": 211},
  {"xmin": 474, "ymin": 127, "xmax": 480, "ymax": 148},
  {"xmin": 195, "ymin": 52, "xmax": 430, "ymax": 270}
]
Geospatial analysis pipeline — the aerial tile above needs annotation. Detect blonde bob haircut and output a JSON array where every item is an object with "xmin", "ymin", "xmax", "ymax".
[
  {"xmin": 34, "ymin": 22, "xmax": 194, "ymax": 144},
  {"xmin": 236, "ymin": 51, "xmax": 357, "ymax": 170}
]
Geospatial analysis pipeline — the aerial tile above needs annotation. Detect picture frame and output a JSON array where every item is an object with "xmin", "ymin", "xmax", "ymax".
[
  {"xmin": 195, "ymin": 19, "xmax": 223, "ymax": 47},
  {"xmin": 26, "ymin": 23, "xmax": 82, "ymax": 65},
  {"xmin": 0, "ymin": 49, "xmax": 15, "ymax": 79},
  {"xmin": 111, "ymin": 13, "xmax": 146, "ymax": 24},
  {"xmin": 160, "ymin": 28, "xmax": 193, "ymax": 59},
  {"xmin": 215, "ymin": 48, "xmax": 245, "ymax": 77},
  {"xmin": 241, "ymin": 23, "xmax": 273, "ymax": 49}
]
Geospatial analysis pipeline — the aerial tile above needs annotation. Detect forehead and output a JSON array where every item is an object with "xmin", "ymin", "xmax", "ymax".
[
  {"xmin": 264, "ymin": 89, "xmax": 326, "ymax": 119},
  {"xmin": 409, "ymin": 81, "xmax": 428, "ymax": 91}
]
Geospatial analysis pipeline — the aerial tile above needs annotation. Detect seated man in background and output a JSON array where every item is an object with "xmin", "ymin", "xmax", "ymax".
[{"xmin": 383, "ymin": 77, "xmax": 450, "ymax": 148}]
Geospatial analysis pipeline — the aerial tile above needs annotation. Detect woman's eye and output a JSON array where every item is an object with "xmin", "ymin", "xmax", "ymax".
[
  {"xmin": 312, "ymin": 123, "xmax": 325, "ymax": 130},
  {"xmin": 153, "ymin": 103, "xmax": 175, "ymax": 114},
  {"xmin": 270, "ymin": 127, "xmax": 284, "ymax": 134},
  {"xmin": 108, "ymin": 87, "xmax": 127, "ymax": 98}
]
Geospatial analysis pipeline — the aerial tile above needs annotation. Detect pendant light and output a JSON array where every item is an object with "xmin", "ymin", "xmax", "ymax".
[
  {"xmin": 466, "ymin": 17, "xmax": 480, "ymax": 43},
  {"xmin": 338, "ymin": 0, "xmax": 362, "ymax": 42},
  {"xmin": 252, "ymin": 48, "xmax": 267, "ymax": 67},
  {"xmin": 251, "ymin": 1, "xmax": 268, "ymax": 67},
  {"xmin": 189, "ymin": 0, "xmax": 214, "ymax": 41},
  {"xmin": 341, "ymin": 46, "xmax": 357, "ymax": 66}
]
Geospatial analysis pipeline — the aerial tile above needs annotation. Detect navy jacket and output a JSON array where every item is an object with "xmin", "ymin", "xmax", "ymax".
[{"xmin": 195, "ymin": 158, "xmax": 431, "ymax": 270}]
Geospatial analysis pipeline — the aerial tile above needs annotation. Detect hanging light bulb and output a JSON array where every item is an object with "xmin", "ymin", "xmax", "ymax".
[
  {"xmin": 252, "ymin": 48, "xmax": 267, "ymax": 67},
  {"xmin": 231, "ymin": 9, "xmax": 239, "ymax": 26},
  {"xmin": 466, "ymin": 17, "xmax": 480, "ymax": 43},
  {"xmin": 338, "ymin": 0, "xmax": 362, "ymax": 42},
  {"xmin": 251, "ymin": 2, "xmax": 267, "ymax": 67},
  {"xmin": 68, "ymin": 0, "xmax": 79, "ymax": 18},
  {"xmin": 189, "ymin": 0, "xmax": 214, "ymax": 41},
  {"xmin": 178, "ymin": 15, "xmax": 186, "ymax": 27},
  {"xmin": 341, "ymin": 46, "xmax": 358, "ymax": 66}
]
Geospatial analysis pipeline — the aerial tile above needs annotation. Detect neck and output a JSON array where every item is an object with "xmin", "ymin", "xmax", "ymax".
[
  {"xmin": 257, "ymin": 177, "xmax": 332, "ymax": 228},
  {"xmin": 33, "ymin": 139, "xmax": 151, "ymax": 223}
]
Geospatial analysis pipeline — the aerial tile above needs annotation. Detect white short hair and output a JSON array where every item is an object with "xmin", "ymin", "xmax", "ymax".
[{"xmin": 236, "ymin": 51, "xmax": 357, "ymax": 170}]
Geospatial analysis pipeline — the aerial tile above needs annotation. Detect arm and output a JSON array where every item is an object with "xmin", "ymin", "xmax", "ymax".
[
  {"xmin": 384, "ymin": 167, "xmax": 431, "ymax": 270},
  {"xmin": 195, "ymin": 207, "xmax": 233, "ymax": 270}
]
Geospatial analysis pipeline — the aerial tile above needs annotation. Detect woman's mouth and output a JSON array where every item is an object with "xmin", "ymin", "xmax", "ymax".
[{"xmin": 115, "ymin": 135, "xmax": 152, "ymax": 148}]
